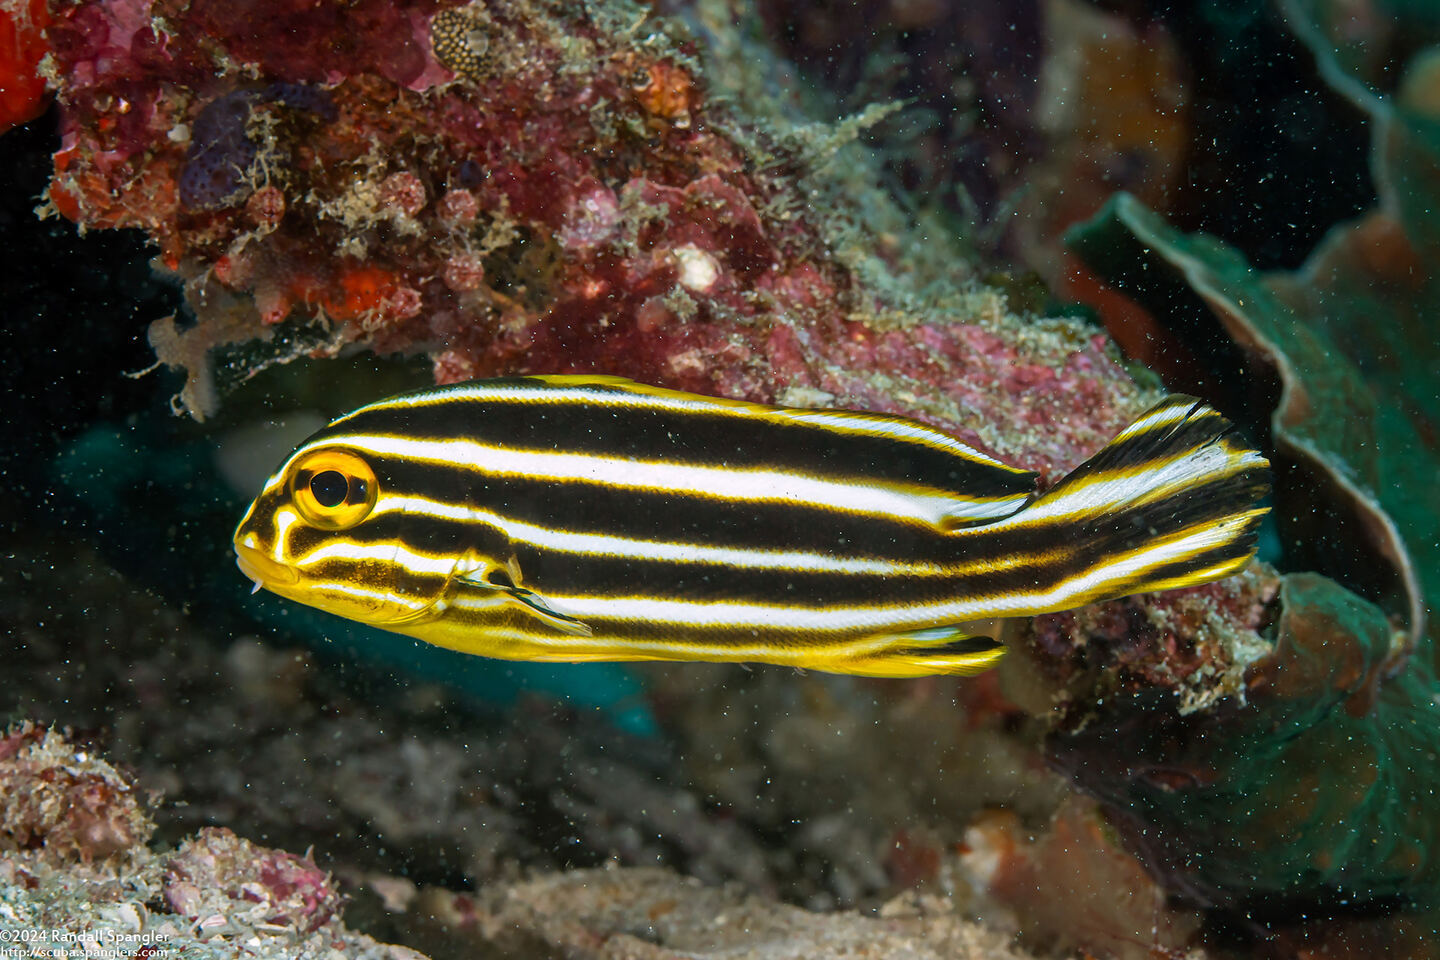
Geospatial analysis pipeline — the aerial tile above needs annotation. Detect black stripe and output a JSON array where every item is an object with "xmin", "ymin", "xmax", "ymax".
[
  {"xmin": 302, "ymin": 559, "xmax": 448, "ymax": 592},
  {"xmin": 1078, "ymin": 540, "xmax": 1260, "ymax": 604},
  {"xmin": 330, "ymin": 384, "xmax": 1037, "ymax": 501},
  {"xmin": 284, "ymin": 509, "xmax": 476, "ymax": 560},
  {"xmin": 1070, "ymin": 466, "xmax": 1270, "ymax": 557},
  {"xmin": 904, "ymin": 634, "xmax": 1005, "ymax": 658},
  {"xmin": 508, "ymin": 540, "xmax": 1050, "ymax": 609},
  {"xmin": 372, "ymin": 458, "xmax": 959, "ymax": 561}
]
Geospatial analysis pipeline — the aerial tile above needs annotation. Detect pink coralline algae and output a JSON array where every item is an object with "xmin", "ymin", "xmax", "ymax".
[
  {"xmin": 0, "ymin": 724, "xmax": 431, "ymax": 957},
  {"xmin": 164, "ymin": 827, "xmax": 341, "ymax": 935},
  {"xmin": 34, "ymin": 0, "xmax": 1147, "ymax": 483}
]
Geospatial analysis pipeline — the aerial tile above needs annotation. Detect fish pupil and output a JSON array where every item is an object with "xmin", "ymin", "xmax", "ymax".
[{"xmin": 310, "ymin": 470, "xmax": 349, "ymax": 508}]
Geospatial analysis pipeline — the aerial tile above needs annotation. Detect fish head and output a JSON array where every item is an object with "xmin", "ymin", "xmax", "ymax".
[{"xmin": 234, "ymin": 441, "xmax": 459, "ymax": 628}]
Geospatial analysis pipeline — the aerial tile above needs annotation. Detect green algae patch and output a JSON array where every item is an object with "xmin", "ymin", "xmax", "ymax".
[
  {"xmin": 1063, "ymin": 16, "xmax": 1440, "ymax": 908},
  {"xmin": 1064, "ymin": 177, "xmax": 1440, "ymax": 918},
  {"xmin": 1052, "ymin": 574, "xmax": 1439, "ymax": 915},
  {"xmin": 1180, "ymin": 574, "xmax": 1433, "ymax": 909}
]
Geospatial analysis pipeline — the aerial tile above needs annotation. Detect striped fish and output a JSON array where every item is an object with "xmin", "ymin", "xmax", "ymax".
[{"xmin": 233, "ymin": 375, "xmax": 1270, "ymax": 677}]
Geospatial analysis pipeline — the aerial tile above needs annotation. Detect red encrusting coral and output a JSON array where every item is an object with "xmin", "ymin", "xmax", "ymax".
[
  {"xmin": 33, "ymin": 0, "xmax": 1146, "ymax": 485},
  {"xmin": 0, "ymin": 0, "xmax": 51, "ymax": 132}
]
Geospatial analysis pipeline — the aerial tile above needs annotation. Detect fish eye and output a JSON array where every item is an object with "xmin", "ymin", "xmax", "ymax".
[
  {"xmin": 289, "ymin": 450, "xmax": 378, "ymax": 530},
  {"xmin": 309, "ymin": 470, "xmax": 348, "ymax": 508}
]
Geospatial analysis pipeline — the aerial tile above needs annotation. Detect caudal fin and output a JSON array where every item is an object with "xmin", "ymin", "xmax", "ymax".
[{"xmin": 1001, "ymin": 395, "xmax": 1271, "ymax": 614}]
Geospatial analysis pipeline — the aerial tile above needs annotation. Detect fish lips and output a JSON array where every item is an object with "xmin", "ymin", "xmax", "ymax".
[{"xmin": 234, "ymin": 542, "xmax": 299, "ymax": 592}]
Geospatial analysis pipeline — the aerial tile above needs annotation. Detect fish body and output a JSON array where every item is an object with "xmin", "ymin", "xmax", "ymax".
[{"xmin": 233, "ymin": 376, "xmax": 1270, "ymax": 677}]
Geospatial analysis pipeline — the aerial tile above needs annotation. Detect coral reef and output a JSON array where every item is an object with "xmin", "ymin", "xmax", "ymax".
[
  {"xmin": 0, "ymin": 0, "xmax": 50, "ymax": 131},
  {"xmin": 0, "ymin": 724, "xmax": 423, "ymax": 960},
  {"xmin": 35, "ymin": 0, "xmax": 1151, "ymax": 472},
  {"xmin": 7, "ymin": 0, "xmax": 1439, "ymax": 956}
]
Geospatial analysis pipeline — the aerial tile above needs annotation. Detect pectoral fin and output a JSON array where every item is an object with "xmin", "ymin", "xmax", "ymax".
[
  {"xmin": 507, "ymin": 586, "xmax": 594, "ymax": 637},
  {"xmin": 455, "ymin": 560, "xmax": 594, "ymax": 638}
]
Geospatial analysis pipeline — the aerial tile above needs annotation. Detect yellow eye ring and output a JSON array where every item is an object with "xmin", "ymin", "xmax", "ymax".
[{"xmin": 289, "ymin": 449, "xmax": 378, "ymax": 530}]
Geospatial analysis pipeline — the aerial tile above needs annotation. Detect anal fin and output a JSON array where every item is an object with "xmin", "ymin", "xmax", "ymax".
[{"xmin": 835, "ymin": 625, "xmax": 1008, "ymax": 678}]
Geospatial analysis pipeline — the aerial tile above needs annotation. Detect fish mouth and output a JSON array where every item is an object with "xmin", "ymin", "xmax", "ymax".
[{"xmin": 234, "ymin": 542, "xmax": 299, "ymax": 591}]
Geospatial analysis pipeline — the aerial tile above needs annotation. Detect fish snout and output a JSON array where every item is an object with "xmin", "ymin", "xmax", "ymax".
[{"xmin": 234, "ymin": 540, "xmax": 299, "ymax": 591}]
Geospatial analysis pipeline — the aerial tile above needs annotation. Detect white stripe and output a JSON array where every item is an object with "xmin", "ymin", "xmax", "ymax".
[
  {"xmin": 374, "ymin": 379, "xmax": 725, "ymax": 415},
  {"xmin": 942, "ymin": 494, "xmax": 1031, "ymax": 522},
  {"xmin": 516, "ymin": 514, "xmax": 1256, "ymax": 630},
  {"xmin": 272, "ymin": 508, "xmax": 301, "ymax": 563},
  {"xmin": 301, "ymin": 434, "xmax": 969, "ymax": 524},
  {"xmin": 994, "ymin": 444, "xmax": 1264, "ymax": 527},
  {"xmin": 1114, "ymin": 400, "xmax": 1196, "ymax": 437},
  {"xmin": 369, "ymin": 492, "xmax": 1018, "ymax": 573}
]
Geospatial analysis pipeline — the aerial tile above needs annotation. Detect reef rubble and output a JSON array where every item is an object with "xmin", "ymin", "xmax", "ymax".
[
  {"xmin": 1, "ymin": 721, "xmax": 1054, "ymax": 960},
  {"xmin": 23, "ymin": 0, "xmax": 1147, "ymax": 482},
  {"xmin": 0, "ymin": 723, "xmax": 424, "ymax": 960}
]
